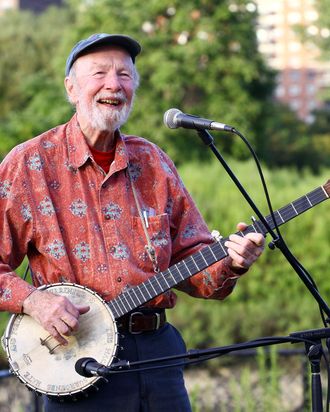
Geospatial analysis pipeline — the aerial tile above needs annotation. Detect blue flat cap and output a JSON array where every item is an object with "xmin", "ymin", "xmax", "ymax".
[{"xmin": 65, "ymin": 33, "xmax": 141, "ymax": 76}]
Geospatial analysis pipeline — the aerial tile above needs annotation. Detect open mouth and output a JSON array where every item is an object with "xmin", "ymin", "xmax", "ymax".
[{"xmin": 98, "ymin": 99, "xmax": 121, "ymax": 107}]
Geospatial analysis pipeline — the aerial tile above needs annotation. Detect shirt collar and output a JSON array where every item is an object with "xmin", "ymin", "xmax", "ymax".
[{"xmin": 66, "ymin": 114, "xmax": 129, "ymax": 173}]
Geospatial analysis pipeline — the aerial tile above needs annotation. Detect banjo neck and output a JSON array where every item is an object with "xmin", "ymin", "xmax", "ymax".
[{"xmin": 108, "ymin": 180, "xmax": 330, "ymax": 320}]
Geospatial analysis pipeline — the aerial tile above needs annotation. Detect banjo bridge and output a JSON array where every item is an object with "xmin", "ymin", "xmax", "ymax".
[{"xmin": 39, "ymin": 335, "xmax": 62, "ymax": 355}]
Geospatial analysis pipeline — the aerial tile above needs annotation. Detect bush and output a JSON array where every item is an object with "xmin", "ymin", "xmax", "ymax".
[{"xmin": 168, "ymin": 158, "xmax": 330, "ymax": 348}]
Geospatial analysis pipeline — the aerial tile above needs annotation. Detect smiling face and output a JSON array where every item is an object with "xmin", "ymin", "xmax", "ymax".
[{"xmin": 65, "ymin": 45, "xmax": 138, "ymax": 146}]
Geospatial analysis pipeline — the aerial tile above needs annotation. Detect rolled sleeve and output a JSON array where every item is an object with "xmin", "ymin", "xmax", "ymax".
[{"xmin": 0, "ymin": 263, "xmax": 36, "ymax": 312}]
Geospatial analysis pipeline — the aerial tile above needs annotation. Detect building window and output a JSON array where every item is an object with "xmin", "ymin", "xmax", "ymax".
[
  {"xmin": 305, "ymin": 10, "xmax": 319, "ymax": 22},
  {"xmin": 289, "ymin": 100, "xmax": 301, "ymax": 110},
  {"xmin": 288, "ymin": 70, "xmax": 302, "ymax": 82},
  {"xmin": 288, "ymin": 84, "xmax": 301, "ymax": 96},
  {"xmin": 288, "ymin": 42, "xmax": 301, "ymax": 52},
  {"xmin": 307, "ymin": 70, "xmax": 317, "ymax": 80},
  {"xmin": 307, "ymin": 100, "xmax": 317, "ymax": 110},
  {"xmin": 306, "ymin": 84, "xmax": 316, "ymax": 95},
  {"xmin": 288, "ymin": 12, "xmax": 302, "ymax": 24}
]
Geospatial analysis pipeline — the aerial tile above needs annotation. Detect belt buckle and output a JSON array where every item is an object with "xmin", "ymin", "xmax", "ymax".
[
  {"xmin": 154, "ymin": 312, "xmax": 161, "ymax": 329},
  {"xmin": 128, "ymin": 311, "xmax": 161, "ymax": 334},
  {"xmin": 128, "ymin": 311, "xmax": 144, "ymax": 334}
]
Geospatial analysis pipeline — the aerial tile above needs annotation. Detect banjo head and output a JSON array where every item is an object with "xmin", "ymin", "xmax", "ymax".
[{"xmin": 3, "ymin": 283, "xmax": 118, "ymax": 398}]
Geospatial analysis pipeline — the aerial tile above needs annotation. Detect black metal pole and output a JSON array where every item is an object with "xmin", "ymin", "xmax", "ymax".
[
  {"xmin": 85, "ymin": 328, "xmax": 330, "ymax": 411},
  {"xmin": 196, "ymin": 128, "xmax": 330, "ymax": 318},
  {"xmin": 306, "ymin": 343, "xmax": 324, "ymax": 412}
]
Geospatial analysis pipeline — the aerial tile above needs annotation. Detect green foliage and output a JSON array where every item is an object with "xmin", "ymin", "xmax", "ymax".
[
  {"xmin": 256, "ymin": 347, "xmax": 280, "ymax": 411},
  {"xmin": 0, "ymin": 0, "xmax": 328, "ymax": 169},
  {"xmin": 231, "ymin": 367, "xmax": 256, "ymax": 412},
  {"xmin": 167, "ymin": 158, "xmax": 330, "ymax": 348},
  {"xmin": 256, "ymin": 102, "xmax": 328, "ymax": 173},
  {"xmin": 294, "ymin": 0, "xmax": 330, "ymax": 81},
  {"xmin": 225, "ymin": 351, "xmax": 302, "ymax": 411},
  {"xmin": 306, "ymin": 109, "xmax": 330, "ymax": 169},
  {"xmin": 307, "ymin": 0, "xmax": 330, "ymax": 166},
  {"xmin": 300, "ymin": 0, "xmax": 330, "ymax": 61},
  {"xmin": 0, "ymin": 7, "xmax": 73, "ymax": 157},
  {"xmin": 61, "ymin": 0, "xmax": 276, "ymax": 163},
  {"xmin": 186, "ymin": 349, "xmax": 313, "ymax": 411}
]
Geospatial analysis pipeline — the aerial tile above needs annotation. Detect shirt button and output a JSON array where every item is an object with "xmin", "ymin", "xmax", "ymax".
[
  {"xmin": 117, "ymin": 277, "xmax": 122, "ymax": 282},
  {"xmin": 105, "ymin": 215, "xmax": 111, "ymax": 220},
  {"xmin": 101, "ymin": 183, "xmax": 107, "ymax": 189}
]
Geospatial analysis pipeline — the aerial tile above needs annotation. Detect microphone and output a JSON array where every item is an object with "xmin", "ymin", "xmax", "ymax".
[
  {"xmin": 163, "ymin": 108, "xmax": 235, "ymax": 132},
  {"xmin": 75, "ymin": 357, "xmax": 109, "ymax": 378}
]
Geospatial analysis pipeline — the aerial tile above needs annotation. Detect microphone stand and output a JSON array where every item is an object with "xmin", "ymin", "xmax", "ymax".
[
  {"xmin": 196, "ymin": 128, "xmax": 330, "ymax": 319},
  {"xmin": 195, "ymin": 128, "xmax": 330, "ymax": 411},
  {"xmin": 85, "ymin": 327, "xmax": 330, "ymax": 412}
]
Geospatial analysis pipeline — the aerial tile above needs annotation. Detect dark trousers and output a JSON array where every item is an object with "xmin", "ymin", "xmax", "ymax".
[{"xmin": 43, "ymin": 323, "xmax": 192, "ymax": 411}]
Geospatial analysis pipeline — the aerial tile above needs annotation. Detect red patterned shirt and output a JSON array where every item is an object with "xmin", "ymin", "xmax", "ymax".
[{"xmin": 0, "ymin": 115, "xmax": 239, "ymax": 313}]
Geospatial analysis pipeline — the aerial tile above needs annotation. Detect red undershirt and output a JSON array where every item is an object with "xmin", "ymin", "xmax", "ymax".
[{"xmin": 89, "ymin": 145, "xmax": 115, "ymax": 174}]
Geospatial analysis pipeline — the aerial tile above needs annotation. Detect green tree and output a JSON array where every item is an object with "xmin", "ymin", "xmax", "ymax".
[
  {"xmin": 0, "ymin": 0, "xmax": 276, "ymax": 164},
  {"xmin": 311, "ymin": 0, "xmax": 330, "ymax": 60},
  {"xmin": 257, "ymin": 102, "xmax": 328, "ymax": 173},
  {"xmin": 0, "ymin": 6, "xmax": 74, "ymax": 157},
  {"xmin": 69, "ymin": 0, "xmax": 276, "ymax": 163},
  {"xmin": 0, "ymin": 0, "xmax": 325, "ymax": 170},
  {"xmin": 299, "ymin": 0, "xmax": 330, "ymax": 167},
  {"xmin": 307, "ymin": 109, "xmax": 330, "ymax": 168},
  {"xmin": 296, "ymin": 0, "xmax": 330, "ymax": 101}
]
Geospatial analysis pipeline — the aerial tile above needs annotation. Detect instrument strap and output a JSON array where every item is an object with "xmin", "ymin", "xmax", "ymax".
[
  {"xmin": 128, "ymin": 169, "xmax": 160, "ymax": 274},
  {"xmin": 23, "ymin": 262, "xmax": 31, "ymax": 281}
]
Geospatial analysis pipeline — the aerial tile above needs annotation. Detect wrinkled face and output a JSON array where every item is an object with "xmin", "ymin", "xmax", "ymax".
[{"xmin": 65, "ymin": 46, "xmax": 137, "ymax": 134}]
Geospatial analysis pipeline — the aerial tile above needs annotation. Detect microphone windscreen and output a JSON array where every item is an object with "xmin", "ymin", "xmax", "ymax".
[
  {"xmin": 163, "ymin": 108, "xmax": 181, "ymax": 129},
  {"xmin": 75, "ymin": 357, "xmax": 95, "ymax": 376}
]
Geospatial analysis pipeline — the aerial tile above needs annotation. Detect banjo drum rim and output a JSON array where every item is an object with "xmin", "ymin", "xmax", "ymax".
[{"xmin": 3, "ymin": 282, "xmax": 119, "ymax": 398}]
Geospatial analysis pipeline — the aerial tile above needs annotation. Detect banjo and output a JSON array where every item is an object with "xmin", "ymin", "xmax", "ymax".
[{"xmin": 2, "ymin": 181, "xmax": 330, "ymax": 399}]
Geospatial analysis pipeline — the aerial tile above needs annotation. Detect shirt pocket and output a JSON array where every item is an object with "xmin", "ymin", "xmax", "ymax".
[{"xmin": 131, "ymin": 213, "xmax": 172, "ymax": 273}]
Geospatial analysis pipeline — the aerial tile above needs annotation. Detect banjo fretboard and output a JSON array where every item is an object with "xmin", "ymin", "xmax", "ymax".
[{"xmin": 108, "ymin": 181, "xmax": 330, "ymax": 319}]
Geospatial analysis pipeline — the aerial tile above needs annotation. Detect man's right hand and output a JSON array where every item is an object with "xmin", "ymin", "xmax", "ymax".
[{"xmin": 22, "ymin": 289, "xmax": 90, "ymax": 345}]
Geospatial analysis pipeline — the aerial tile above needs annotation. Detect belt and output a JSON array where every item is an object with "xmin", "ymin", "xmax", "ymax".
[{"xmin": 117, "ymin": 309, "xmax": 166, "ymax": 334}]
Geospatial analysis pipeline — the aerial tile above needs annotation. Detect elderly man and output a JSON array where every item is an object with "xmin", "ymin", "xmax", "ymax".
[{"xmin": 0, "ymin": 33, "xmax": 264, "ymax": 411}]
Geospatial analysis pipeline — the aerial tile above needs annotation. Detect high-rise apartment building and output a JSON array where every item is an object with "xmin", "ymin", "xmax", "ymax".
[{"xmin": 256, "ymin": 0, "xmax": 330, "ymax": 123}]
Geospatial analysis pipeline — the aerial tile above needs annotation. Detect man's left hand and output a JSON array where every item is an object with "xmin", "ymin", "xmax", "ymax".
[{"xmin": 224, "ymin": 222, "xmax": 265, "ymax": 271}]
